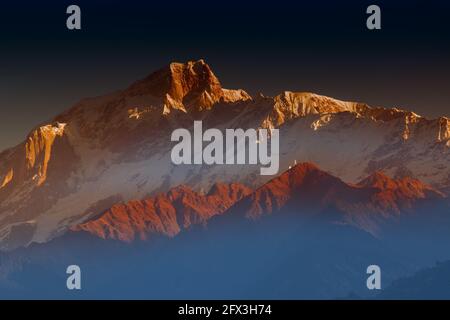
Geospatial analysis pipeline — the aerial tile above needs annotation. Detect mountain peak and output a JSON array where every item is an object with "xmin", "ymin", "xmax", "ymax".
[
  {"xmin": 279, "ymin": 162, "xmax": 336, "ymax": 188},
  {"xmin": 125, "ymin": 59, "xmax": 250, "ymax": 111},
  {"xmin": 357, "ymin": 171, "xmax": 396, "ymax": 189},
  {"xmin": 228, "ymin": 162, "xmax": 348, "ymax": 220},
  {"xmin": 128, "ymin": 59, "xmax": 221, "ymax": 95},
  {"xmin": 357, "ymin": 171, "xmax": 445, "ymax": 199},
  {"xmin": 289, "ymin": 162, "xmax": 321, "ymax": 172}
]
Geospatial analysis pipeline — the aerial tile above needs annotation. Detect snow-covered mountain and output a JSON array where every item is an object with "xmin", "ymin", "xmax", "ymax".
[{"xmin": 0, "ymin": 59, "xmax": 448, "ymax": 250}]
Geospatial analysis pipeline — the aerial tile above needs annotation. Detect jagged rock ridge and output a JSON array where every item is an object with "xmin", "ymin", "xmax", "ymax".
[{"xmin": 74, "ymin": 163, "xmax": 445, "ymax": 241}]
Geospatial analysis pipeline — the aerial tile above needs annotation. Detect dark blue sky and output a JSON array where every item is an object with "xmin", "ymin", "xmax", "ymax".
[{"xmin": 1, "ymin": 0, "xmax": 449, "ymax": 150}]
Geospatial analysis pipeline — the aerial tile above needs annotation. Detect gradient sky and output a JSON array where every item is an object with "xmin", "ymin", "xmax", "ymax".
[{"xmin": 0, "ymin": 0, "xmax": 449, "ymax": 151}]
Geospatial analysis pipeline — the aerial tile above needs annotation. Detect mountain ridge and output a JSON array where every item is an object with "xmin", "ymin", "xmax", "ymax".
[
  {"xmin": 72, "ymin": 163, "xmax": 445, "ymax": 241},
  {"xmin": 71, "ymin": 182, "xmax": 251, "ymax": 242}
]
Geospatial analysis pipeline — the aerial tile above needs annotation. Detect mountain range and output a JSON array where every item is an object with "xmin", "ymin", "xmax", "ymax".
[
  {"xmin": 0, "ymin": 59, "xmax": 448, "ymax": 251},
  {"xmin": 71, "ymin": 162, "xmax": 445, "ymax": 243},
  {"xmin": 0, "ymin": 59, "xmax": 449, "ymax": 299}
]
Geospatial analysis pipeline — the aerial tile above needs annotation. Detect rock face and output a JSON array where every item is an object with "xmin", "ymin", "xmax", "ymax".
[
  {"xmin": 72, "ymin": 183, "xmax": 251, "ymax": 242},
  {"xmin": 25, "ymin": 123, "xmax": 67, "ymax": 186},
  {"xmin": 0, "ymin": 59, "xmax": 448, "ymax": 250},
  {"xmin": 126, "ymin": 59, "xmax": 250, "ymax": 112}
]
